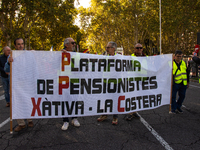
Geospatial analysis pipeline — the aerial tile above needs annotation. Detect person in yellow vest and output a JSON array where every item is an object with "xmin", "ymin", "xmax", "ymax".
[
  {"xmin": 126, "ymin": 43, "xmax": 146, "ymax": 120},
  {"xmin": 170, "ymin": 50, "xmax": 190, "ymax": 114},
  {"xmin": 97, "ymin": 41, "xmax": 118, "ymax": 125}
]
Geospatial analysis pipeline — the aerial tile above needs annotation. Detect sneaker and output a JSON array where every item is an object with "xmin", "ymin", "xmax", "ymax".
[
  {"xmin": 61, "ymin": 122, "xmax": 69, "ymax": 130},
  {"xmin": 112, "ymin": 118, "xmax": 118, "ymax": 125},
  {"xmin": 71, "ymin": 119, "xmax": 80, "ymax": 127},
  {"xmin": 28, "ymin": 121, "xmax": 34, "ymax": 127},
  {"xmin": 6, "ymin": 103, "xmax": 10, "ymax": 107},
  {"xmin": 177, "ymin": 108, "xmax": 183, "ymax": 114},
  {"xmin": 14, "ymin": 125, "xmax": 26, "ymax": 132},
  {"xmin": 169, "ymin": 110, "xmax": 176, "ymax": 114},
  {"xmin": 97, "ymin": 115, "xmax": 107, "ymax": 122}
]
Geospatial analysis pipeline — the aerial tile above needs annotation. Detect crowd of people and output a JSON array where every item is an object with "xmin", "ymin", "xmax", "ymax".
[{"xmin": 0, "ymin": 37, "xmax": 199, "ymax": 132}]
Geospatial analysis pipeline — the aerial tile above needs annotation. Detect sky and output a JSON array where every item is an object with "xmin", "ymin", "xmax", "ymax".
[
  {"xmin": 74, "ymin": 0, "xmax": 91, "ymax": 27},
  {"xmin": 75, "ymin": 0, "xmax": 91, "ymax": 8}
]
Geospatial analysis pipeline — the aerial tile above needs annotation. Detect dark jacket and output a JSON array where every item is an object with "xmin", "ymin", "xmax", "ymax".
[
  {"xmin": 0, "ymin": 54, "xmax": 8, "ymax": 78},
  {"xmin": 192, "ymin": 56, "xmax": 200, "ymax": 64}
]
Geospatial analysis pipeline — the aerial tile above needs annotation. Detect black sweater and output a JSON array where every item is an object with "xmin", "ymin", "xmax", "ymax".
[
  {"xmin": 0, "ymin": 54, "xmax": 8, "ymax": 78},
  {"xmin": 192, "ymin": 56, "xmax": 200, "ymax": 64}
]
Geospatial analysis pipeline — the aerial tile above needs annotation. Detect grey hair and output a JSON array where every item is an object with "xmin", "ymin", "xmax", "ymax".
[
  {"xmin": 134, "ymin": 43, "xmax": 142, "ymax": 47},
  {"xmin": 3, "ymin": 46, "xmax": 11, "ymax": 51},
  {"xmin": 108, "ymin": 41, "xmax": 117, "ymax": 51},
  {"xmin": 63, "ymin": 37, "xmax": 71, "ymax": 47}
]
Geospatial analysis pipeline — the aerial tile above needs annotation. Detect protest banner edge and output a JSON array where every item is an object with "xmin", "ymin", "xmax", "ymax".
[{"xmin": 10, "ymin": 51, "xmax": 13, "ymax": 134}]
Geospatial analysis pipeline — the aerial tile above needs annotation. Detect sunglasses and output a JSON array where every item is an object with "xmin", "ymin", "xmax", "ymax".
[
  {"xmin": 135, "ymin": 47, "xmax": 143, "ymax": 49},
  {"xmin": 71, "ymin": 42, "xmax": 76, "ymax": 45},
  {"xmin": 106, "ymin": 47, "xmax": 113, "ymax": 49}
]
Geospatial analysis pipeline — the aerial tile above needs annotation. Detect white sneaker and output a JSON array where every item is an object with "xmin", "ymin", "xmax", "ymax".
[
  {"xmin": 71, "ymin": 119, "xmax": 80, "ymax": 127},
  {"xmin": 61, "ymin": 122, "xmax": 69, "ymax": 130}
]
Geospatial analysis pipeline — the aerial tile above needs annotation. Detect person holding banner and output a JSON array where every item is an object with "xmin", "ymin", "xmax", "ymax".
[
  {"xmin": 170, "ymin": 50, "xmax": 190, "ymax": 114},
  {"xmin": 125, "ymin": 43, "xmax": 146, "ymax": 120},
  {"xmin": 0, "ymin": 46, "xmax": 11, "ymax": 107},
  {"xmin": 97, "ymin": 41, "xmax": 119, "ymax": 125},
  {"xmin": 4, "ymin": 38, "xmax": 34, "ymax": 132},
  {"xmin": 61, "ymin": 37, "xmax": 80, "ymax": 130}
]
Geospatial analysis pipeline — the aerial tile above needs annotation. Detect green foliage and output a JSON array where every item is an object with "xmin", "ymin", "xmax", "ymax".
[
  {"xmin": 1, "ymin": 0, "xmax": 200, "ymax": 55},
  {"xmin": 79, "ymin": 0, "xmax": 200, "ymax": 55},
  {"xmin": 0, "ymin": 0, "xmax": 79, "ymax": 50}
]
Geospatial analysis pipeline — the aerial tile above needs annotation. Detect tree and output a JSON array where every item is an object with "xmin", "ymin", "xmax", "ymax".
[
  {"xmin": 0, "ymin": 0, "xmax": 79, "ymax": 50},
  {"xmin": 78, "ymin": 0, "xmax": 200, "ymax": 55}
]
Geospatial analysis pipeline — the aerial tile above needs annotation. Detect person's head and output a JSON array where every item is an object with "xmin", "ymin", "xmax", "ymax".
[
  {"xmin": 3, "ymin": 46, "xmax": 11, "ymax": 56},
  {"xmin": 174, "ymin": 50, "xmax": 183, "ymax": 62},
  {"xmin": 63, "ymin": 37, "xmax": 76, "ymax": 52},
  {"xmin": 106, "ymin": 41, "xmax": 117, "ymax": 56},
  {"xmin": 134, "ymin": 43, "xmax": 143, "ymax": 56},
  {"xmin": 14, "ymin": 38, "xmax": 24, "ymax": 50}
]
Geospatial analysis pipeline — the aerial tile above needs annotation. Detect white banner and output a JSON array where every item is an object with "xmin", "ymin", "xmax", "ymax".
[{"xmin": 12, "ymin": 51, "xmax": 172, "ymax": 119}]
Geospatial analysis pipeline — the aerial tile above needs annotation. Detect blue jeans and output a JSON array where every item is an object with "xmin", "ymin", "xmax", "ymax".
[
  {"xmin": 1, "ymin": 77, "xmax": 10, "ymax": 103},
  {"xmin": 171, "ymin": 83, "xmax": 187, "ymax": 111}
]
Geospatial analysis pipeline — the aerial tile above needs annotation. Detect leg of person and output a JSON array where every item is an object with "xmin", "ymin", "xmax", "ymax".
[
  {"xmin": 5, "ymin": 78, "xmax": 10, "ymax": 106},
  {"xmin": 112, "ymin": 114, "xmax": 118, "ymax": 125},
  {"xmin": 27, "ymin": 119, "xmax": 34, "ymax": 127},
  {"xmin": 170, "ymin": 83, "xmax": 179, "ymax": 114},
  {"xmin": 71, "ymin": 117, "xmax": 80, "ymax": 127},
  {"xmin": 176, "ymin": 84, "xmax": 187, "ymax": 113},
  {"xmin": 1, "ymin": 77, "xmax": 10, "ymax": 107},
  {"xmin": 15, "ymin": 119, "xmax": 26, "ymax": 132},
  {"xmin": 61, "ymin": 117, "xmax": 69, "ymax": 130},
  {"xmin": 97, "ymin": 115, "xmax": 108, "ymax": 122}
]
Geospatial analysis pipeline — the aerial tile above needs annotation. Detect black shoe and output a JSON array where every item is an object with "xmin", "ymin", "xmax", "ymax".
[
  {"xmin": 132, "ymin": 113, "xmax": 140, "ymax": 118},
  {"xmin": 177, "ymin": 108, "xmax": 183, "ymax": 114},
  {"xmin": 126, "ymin": 113, "xmax": 140, "ymax": 121},
  {"xmin": 126, "ymin": 114, "xmax": 134, "ymax": 121}
]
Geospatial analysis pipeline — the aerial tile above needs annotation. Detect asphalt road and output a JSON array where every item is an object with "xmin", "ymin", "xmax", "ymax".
[{"xmin": 0, "ymin": 80, "xmax": 200, "ymax": 150}]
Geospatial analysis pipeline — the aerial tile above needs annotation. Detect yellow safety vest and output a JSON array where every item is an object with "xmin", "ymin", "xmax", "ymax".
[
  {"xmin": 173, "ymin": 60, "xmax": 187, "ymax": 85},
  {"xmin": 131, "ymin": 53, "xmax": 148, "ymax": 57},
  {"xmin": 131, "ymin": 53, "xmax": 135, "ymax": 56}
]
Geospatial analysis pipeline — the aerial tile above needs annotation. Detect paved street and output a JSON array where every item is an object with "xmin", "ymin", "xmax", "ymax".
[{"xmin": 0, "ymin": 79, "xmax": 200, "ymax": 150}]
